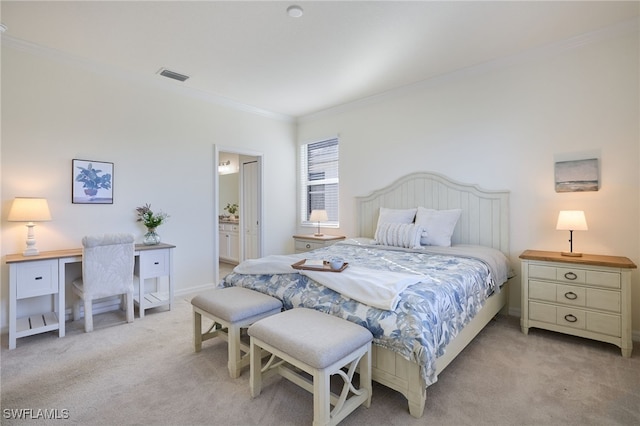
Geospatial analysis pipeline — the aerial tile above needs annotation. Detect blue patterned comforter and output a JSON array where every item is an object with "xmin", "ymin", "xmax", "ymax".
[{"xmin": 221, "ymin": 241, "xmax": 509, "ymax": 385}]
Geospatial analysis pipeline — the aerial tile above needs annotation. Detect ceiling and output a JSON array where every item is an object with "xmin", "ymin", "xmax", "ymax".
[{"xmin": 1, "ymin": 1, "xmax": 638, "ymax": 119}]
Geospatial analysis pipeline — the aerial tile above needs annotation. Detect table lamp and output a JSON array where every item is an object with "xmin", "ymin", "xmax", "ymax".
[
  {"xmin": 8, "ymin": 197, "xmax": 52, "ymax": 256},
  {"xmin": 309, "ymin": 209, "xmax": 328, "ymax": 236},
  {"xmin": 556, "ymin": 210, "xmax": 588, "ymax": 257}
]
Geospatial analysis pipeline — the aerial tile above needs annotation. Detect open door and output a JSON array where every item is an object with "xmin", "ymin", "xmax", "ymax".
[
  {"xmin": 242, "ymin": 160, "xmax": 259, "ymax": 260},
  {"xmin": 214, "ymin": 146, "xmax": 263, "ymax": 282}
]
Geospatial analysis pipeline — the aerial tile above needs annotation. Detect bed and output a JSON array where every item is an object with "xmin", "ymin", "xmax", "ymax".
[{"xmin": 222, "ymin": 171, "xmax": 511, "ymax": 417}]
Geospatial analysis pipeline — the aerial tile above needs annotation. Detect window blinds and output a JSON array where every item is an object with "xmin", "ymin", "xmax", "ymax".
[{"xmin": 300, "ymin": 137, "xmax": 339, "ymax": 225}]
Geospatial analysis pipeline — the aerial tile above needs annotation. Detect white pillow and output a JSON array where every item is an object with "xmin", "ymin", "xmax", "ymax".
[
  {"xmin": 415, "ymin": 207, "xmax": 462, "ymax": 247},
  {"xmin": 377, "ymin": 207, "xmax": 416, "ymax": 227},
  {"xmin": 374, "ymin": 222, "xmax": 423, "ymax": 249}
]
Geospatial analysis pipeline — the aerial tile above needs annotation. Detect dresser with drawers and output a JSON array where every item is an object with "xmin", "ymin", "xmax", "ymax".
[{"xmin": 519, "ymin": 250, "xmax": 636, "ymax": 357}]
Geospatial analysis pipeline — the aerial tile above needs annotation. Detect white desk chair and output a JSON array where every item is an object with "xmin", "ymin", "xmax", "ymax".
[{"xmin": 72, "ymin": 233, "xmax": 135, "ymax": 332}]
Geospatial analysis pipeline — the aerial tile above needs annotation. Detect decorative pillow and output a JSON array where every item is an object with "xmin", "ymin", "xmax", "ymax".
[
  {"xmin": 415, "ymin": 207, "xmax": 462, "ymax": 247},
  {"xmin": 374, "ymin": 222, "xmax": 423, "ymax": 249}
]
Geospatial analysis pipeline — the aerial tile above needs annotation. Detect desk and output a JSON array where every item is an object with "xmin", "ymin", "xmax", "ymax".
[{"xmin": 6, "ymin": 243, "xmax": 175, "ymax": 349}]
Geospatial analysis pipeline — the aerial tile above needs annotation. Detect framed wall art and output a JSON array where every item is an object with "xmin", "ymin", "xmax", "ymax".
[
  {"xmin": 554, "ymin": 158, "xmax": 599, "ymax": 192},
  {"xmin": 72, "ymin": 159, "xmax": 114, "ymax": 204}
]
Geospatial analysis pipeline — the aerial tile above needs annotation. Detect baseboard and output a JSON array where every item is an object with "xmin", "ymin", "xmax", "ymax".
[
  {"xmin": 508, "ymin": 306, "xmax": 521, "ymax": 319},
  {"xmin": 63, "ymin": 296, "xmax": 124, "ymax": 322},
  {"xmin": 60, "ymin": 283, "xmax": 219, "ymax": 321},
  {"xmin": 174, "ymin": 283, "xmax": 219, "ymax": 299}
]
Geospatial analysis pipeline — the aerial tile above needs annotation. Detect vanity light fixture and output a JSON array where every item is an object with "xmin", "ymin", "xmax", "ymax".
[
  {"xmin": 286, "ymin": 5, "xmax": 304, "ymax": 18},
  {"xmin": 218, "ymin": 160, "xmax": 231, "ymax": 174},
  {"xmin": 556, "ymin": 210, "xmax": 588, "ymax": 257}
]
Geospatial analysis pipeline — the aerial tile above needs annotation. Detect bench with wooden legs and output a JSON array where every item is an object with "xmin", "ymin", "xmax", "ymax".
[
  {"xmin": 248, "ymin": 308, "xmax": 373, "ymax": 426},
  {"xmin": 191, "ymin": 287, "xmax": 282, "ymax": 378}
]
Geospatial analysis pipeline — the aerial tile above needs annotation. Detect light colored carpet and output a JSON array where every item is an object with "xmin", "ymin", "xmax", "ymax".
[{"xmin": 1, "ymin": 297, "xmax": 638, "ymax": 425}]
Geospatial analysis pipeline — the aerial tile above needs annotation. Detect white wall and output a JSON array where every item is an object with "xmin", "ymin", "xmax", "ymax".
[
  {"xmin": 1, "ymin": 45, "xmax": 298, "ymax": 330},
  {"xmin": 298, "ymin": 30, "xmax": 640, "ymax": 332}
]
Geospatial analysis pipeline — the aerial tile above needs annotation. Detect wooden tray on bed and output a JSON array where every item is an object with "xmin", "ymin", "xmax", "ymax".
[{"xmin": 291, "ymin": 259, "xmax": 349, "ymax": 272}]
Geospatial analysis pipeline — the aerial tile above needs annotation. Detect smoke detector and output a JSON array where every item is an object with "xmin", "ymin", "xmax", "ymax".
[{"xmin": 286, "ymin": 5, "xmax": 303, "ymax": 18}]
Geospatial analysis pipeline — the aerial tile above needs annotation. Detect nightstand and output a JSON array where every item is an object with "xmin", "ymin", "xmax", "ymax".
[
  {"xmin": 293, "ymin": 234, "xmax": 346, "ymax": 253},
  {"xmin": 519, "ymin": 249, "xmax": 636, "ymax": 357}
]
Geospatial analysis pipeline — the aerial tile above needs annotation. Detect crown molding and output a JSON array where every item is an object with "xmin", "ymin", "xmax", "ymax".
[
  {"xmin": 298, "ymin": 18, "xmax": 639, "ymax": 123},
  {"xmin": 1, "ymin": 35, "xmax": 295, "ymax": 124}
]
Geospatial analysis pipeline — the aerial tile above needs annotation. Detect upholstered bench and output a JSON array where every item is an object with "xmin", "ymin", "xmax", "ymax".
[
  {"xmin": 248, "ymin": 308, "xmax": 373, "ymax": 426},
  {"xmin": 191, "ymin": 287, "xmax": 282, "ymax": 378}
]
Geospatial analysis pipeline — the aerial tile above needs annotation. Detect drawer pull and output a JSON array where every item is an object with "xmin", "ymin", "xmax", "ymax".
[
  {"xmin": 154, "ymin": 262, "xmax": 160, "ymax": 265},
  {"xmin": 35, "ymin": 276, "xmax": 43, "ymax": 280},
  {"xmin": 564, "ymin": 272, "xmax": 578, "ymax": 280},
  {"xmin": 306, "ymin": 244, "xmax": 311, "ymax": 249},
  {"xmin": 564, "ymin": 314, "xmax": 578, "ymax": 323},
  {"xmin": 564, "ymin": 291, "xmax": 578, "ymax": 300}
]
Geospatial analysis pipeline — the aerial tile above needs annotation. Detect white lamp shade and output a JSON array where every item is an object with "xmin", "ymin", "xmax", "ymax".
[
  {"xmin": 556, "ymin": 210, "xmax": 588, "ymax": 231},
  {"xmin": 8, "ymin": 197, "xmax": 52, "ymax": 222},
  {"xmin": 309, "ymin": 209, "xmax": 328, "ymax": 222}
]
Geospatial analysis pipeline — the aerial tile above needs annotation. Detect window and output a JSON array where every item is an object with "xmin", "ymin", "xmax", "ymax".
[{"xmin": 299, "ymin": 137, "xmax": 339, "ymax": 227}]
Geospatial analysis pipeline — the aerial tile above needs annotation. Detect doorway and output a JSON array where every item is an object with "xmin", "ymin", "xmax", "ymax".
[{"xmin": 214, "ymin": 145, "xmax": 264, "ymax": 283}]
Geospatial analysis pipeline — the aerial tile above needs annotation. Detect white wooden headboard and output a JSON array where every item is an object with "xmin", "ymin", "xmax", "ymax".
[{"xmin": 355, "ymin": 172, "xmax": 510, "ymax": 255}]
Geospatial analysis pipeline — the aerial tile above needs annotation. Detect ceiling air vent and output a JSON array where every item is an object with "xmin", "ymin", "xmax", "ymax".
[{"xmin": 157, "ymin": 68, "xmax": 189, "ymax": 82}]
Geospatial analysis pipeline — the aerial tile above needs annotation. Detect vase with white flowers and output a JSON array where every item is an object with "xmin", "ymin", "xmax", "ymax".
[{"xmin": 136, "ymin": 203, "xmax": 169, "ymax": 245}]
